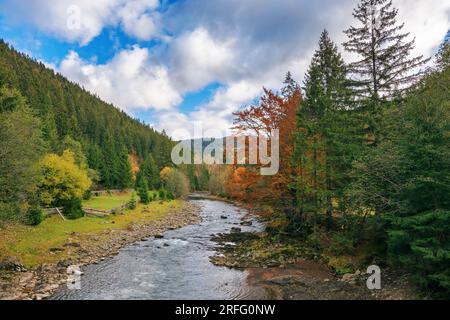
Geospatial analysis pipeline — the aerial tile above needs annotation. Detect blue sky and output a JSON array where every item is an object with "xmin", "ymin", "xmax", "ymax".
[{"xmin": 0, "ymin": 0, "xmax": 449, "ymax": 138}]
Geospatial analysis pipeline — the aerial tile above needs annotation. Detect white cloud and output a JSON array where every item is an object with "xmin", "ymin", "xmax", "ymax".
[
  {"xmin": 4, "ymin": 0, "xmax": 448, "ymax": 136},
  {"xmin": 0, "ymin": 0, "xmax": 162, "ymax": 45},
  {"xmin": 118, "ymin": 0, "xmax": 161, "ymax": 41},
  {"xmin": 396, "ymin": 0, "xmax": 450, "ymax": 57},
  {"xmin": 169, "ymin": 28, "xmax": 236, "ymax": 92},
  {"xmin": 59, "ymin": 46, "xmax": 181, "ymax": 111}
]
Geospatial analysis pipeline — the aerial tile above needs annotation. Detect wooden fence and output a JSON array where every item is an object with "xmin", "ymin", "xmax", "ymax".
[
  {"xmin": 43, "ymin": 189, "xmax": 132, "ymax": 220},
  {"xmin": 43, "ymin": 203, "xmax": 128, "ymax": 220},
  {"xmin": 91, "ymin": 189, "xmax": 133, "ymax": 197},
  {"xmin": 82, "ymin": 203, "xmax": 128, "ymax": 217}
]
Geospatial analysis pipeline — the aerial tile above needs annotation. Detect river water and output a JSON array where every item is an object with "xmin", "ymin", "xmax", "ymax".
[{"xmin": 52, "ymin": 197, "xmax": 268, "ymax": 300}]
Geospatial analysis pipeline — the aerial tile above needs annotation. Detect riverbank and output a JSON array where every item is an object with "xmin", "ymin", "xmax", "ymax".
[
  {"xmin": 0, "ymin": 200, "xmax": 201, "ymax": 300},
  {"xmin": 210, "ymin": 231, "xmax": 417, "ymax": 300}
]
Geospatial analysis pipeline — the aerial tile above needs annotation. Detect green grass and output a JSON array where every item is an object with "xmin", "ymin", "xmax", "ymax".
[
  {"xmin": 0, "ymin": 200, "xmax": 183, "ymax": 267},
  {"xmin": 83, "ymin": 191, "xmax": 160, "ymax": 210},
  {"xmin": 82, "ymin": 192, "xmax": 133, "ymax": 210}
]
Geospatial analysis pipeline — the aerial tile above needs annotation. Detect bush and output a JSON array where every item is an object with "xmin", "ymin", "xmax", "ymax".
[
  {"xmin": 25, "ymin": 206, "xmax": 44, "ymax": 226},
  {"xmin": 386, "ymin": 210, "xmax": 450, "ymax": 298},
  {"xmin": 127, "ymin": 192, "xmax": 137, "ymax": 210},
  {"xmin": 328, "ymin": 233, "xmax": 355, "ymax": 255},
  {"xmin": 0, "ymin": 202, "xmax": 18, "ymax": 222},
  {"xmin": 83, "ymin": 190, "xmax": 92, "ymax": 200},
  {"xmin": 165, "ymin": 169, "xmax": 190, "ymax": 199},
  {"xmin": 62, "ymin": 198, "xmax": 84, "ymax": 220},
  {"xmin": 158, "ymin": 189, "xmax": 167, "ymax": 201},
  {"xmin": 138, "ymin": 180, "xmax": 150, "ymax": 204}
]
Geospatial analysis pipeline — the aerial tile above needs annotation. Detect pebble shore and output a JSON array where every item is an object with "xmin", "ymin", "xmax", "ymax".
[{"xmin": 0, "ymin": 201, "xmax": 201, "ymax": 300}]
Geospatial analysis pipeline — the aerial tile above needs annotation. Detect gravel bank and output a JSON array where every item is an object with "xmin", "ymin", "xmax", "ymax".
[{"xmin": 0, "ymin": 201, "xmax": 201, "ymax": 300}]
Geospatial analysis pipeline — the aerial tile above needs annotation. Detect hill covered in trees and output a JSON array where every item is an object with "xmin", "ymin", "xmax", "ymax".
[
  {"xmin": 0, "ymin": 40, "xmax": 173, "ymax": 189},
  {"xmin": 0, "ymin": 39, "xmax": 178, "ymax": 225}
]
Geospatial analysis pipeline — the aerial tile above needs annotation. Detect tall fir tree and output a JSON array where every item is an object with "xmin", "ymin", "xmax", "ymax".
[
  {"xmin": 136, "ymin": 155, "xmax": 160, "ymax": 190},
  {"xmin": 343, "ymin": 0, "xmax": 429, "ymax": 101},
  {"xmin": 117, "ymin": 145, "xmax": 133, "ymax": 190},
  {"xmin": 282, "ymin": 71, "xmax": 300, "ymax": 100},
  {"xmin": 294, "ymin": 30, "xmax": 361, "ymax": 227},
  {"xmin": 435, "ymin": 31, "xmax": 450, "ymax": 72}
]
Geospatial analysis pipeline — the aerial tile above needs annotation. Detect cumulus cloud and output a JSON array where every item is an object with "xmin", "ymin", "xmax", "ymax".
[
  {"xmin": 157, "ymin": 0, "xmax": 449, "ymax": 138},
  {"xmin": 59, "ymin": 46, "xmax": 181, "ymax": 111},
  {"xmin": 3, "ymin": 0, "xmax": 448, "ymax": 137},
  {"xmin": 0, "ymin": 0, "xmax": 162, "ymax": 45},
  {"xmin": 169, "ymin": 28, "xmax": 236, "ymax": 92},
  {"xmin": 118, "ymin": 0, "xmax": 161, "ymax": 41}
]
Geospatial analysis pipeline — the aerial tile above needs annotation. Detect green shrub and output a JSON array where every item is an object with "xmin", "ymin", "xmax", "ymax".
[
  {"xmin": 138, "ymin": 180, "xmax": 150, "ymax": 204},
  {"xmin": 328, "ymin": 232, "xmax": 355, "ymax": 255},
  {"xmin": 165, "ymin": 169, "xmax": 190, "ymax": 199},
  {"xmin": 386, "ymin": 210, "xmax": 450, "ymax": 298},
  {"xmin": 127, "ymin": 192, "xmax": 137, "ymax": 210},
  {"xmin": 0, "ymin": 202, "xmax": 18, "ymax": 222},
  {"xmin": 62, "ymin": 198, "xmax": 84, "ymax": 220},
  {"xmin": 158, "ymin": 189, "xmax": 167, "ymax": 201},
  {"xmin": 83, "ymin": 190, "xmax": 92, "ymax": 200},
  {"xmin": 25, "ymin": 206, "xmax": 44, "ymax": 226}
]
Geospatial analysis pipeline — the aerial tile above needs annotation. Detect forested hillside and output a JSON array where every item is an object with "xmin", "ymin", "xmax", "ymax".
[{"xmin": 0, "ymin": 40, "xmax": 173, "ymax": 189}]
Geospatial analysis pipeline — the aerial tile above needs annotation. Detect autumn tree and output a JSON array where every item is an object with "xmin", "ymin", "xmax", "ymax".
[
  {"xmin": 231, "ymin": 73, "xmax": 302, "ymax": 204},
  {"xmin": 165, "ymin": 169, "xmax": 190, "ymax": 199},
  {"xmin": 160, "ymin": 167, "xmax": 173, "ymax": 186},
  {"xmin": 38, "ymin": 150, "xmax": 92, "ymax": 216}
]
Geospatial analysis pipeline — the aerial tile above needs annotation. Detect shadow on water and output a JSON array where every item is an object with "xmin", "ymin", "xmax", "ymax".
[{"xmin": 52, "ymin": 196, "xmax": 268, "ymax": 300}]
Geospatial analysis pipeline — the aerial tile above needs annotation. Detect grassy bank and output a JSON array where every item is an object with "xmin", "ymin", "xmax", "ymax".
[
  {"xmin": 83, "ymin": 191, "xmax": 159, "ymax": 210},
  {"xmin": 0, "ymin": 199, "xmax": 183, "ymax": 267}
]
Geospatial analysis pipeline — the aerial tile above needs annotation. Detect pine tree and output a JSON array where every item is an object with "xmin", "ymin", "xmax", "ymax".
[
  {"xmin": 117, "ymin": 145, "xmax": 133, "ymax": 190},
  {"xmin": 137, "ymin": 179, "xmax": 150, "ymax": 204},
  {"xmin": 294, "ymin": 30, "xmax": 361, "ymax": 227},
  {"xmin": 136, "ymin": 155, "xmax": 160, "ymax": 190},
  {"xmin": 282, "ymin": 71, "xmax": 300, "ymax": 100},
  {"xmin": 436, "ymin": 32, "xmax": 450, "ymax": 72},
  {"xmin": 347, "ymin": 64, "xmax": 450, "ymax": 296},
  {"xmin": 100, "ymin": 136, "xmax": 119, "ymax": 188},
  {"xmin": 343, "ymin": 0, "xmax": 429, "ymax": 101}
]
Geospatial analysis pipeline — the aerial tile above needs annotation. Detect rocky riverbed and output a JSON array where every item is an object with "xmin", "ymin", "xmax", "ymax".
[
  {"xmin": 210, "ymin": 231, "xmax": 416, "ymax": 300},
  {"xmin": 0, "ymin": 201, "xmax": 201, "ymax": 300}
]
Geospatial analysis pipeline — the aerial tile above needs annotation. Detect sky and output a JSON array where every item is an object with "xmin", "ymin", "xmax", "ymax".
[{"xmin": 0, "ymin": 0, "xmax": 449, "ymax": 139}]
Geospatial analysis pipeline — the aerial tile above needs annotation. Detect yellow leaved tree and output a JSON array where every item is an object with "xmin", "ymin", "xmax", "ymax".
[
  {"xmin": 159, "ymin": 167, "xmax": 173, "ymax": 186},
  {"xmin": 38, "ymin": 150, "xmax": 92, "ymax": 207}
]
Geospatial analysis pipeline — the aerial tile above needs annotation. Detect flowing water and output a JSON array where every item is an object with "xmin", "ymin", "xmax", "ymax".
[{"xmin": 52, "ymin": 196, "xmax": 268, "ymax": 300}]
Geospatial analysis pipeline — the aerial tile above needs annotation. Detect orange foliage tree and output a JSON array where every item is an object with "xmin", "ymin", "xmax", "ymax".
[{"xmin": 229, "ymin": 72, "xmax": 302, "ymax": 204}]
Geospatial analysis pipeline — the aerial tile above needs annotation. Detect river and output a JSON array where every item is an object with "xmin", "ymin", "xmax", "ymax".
[{"xmin": 52, "ymin": 196, "xmax": 268, "ymax": 300}]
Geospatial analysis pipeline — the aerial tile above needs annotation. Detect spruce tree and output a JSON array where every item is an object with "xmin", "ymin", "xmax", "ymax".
[
  {"xmin": 137, "ymin": 155, "xmax": 160, "ymax": 190},
  {"xmin": 436, "ymin": 32, "xmax": 450, "ymax": 72},
  {"xmin": 294, "ymin": 30, "xmax": 361, "ymax": 226},
  {"xmin": 117, "ymin": 146, "xmax": 133, "ymax": 190},
  {"xmin": 343, "ymin": 0, "xmax": 429, "ymax": 101},
  {"xmin": 137, "ymin": 179, "xmax": 150, "ymax": 204},
  {"xmin": 282, "ymin": 71, "xmax": 300, "ymax": 100}
]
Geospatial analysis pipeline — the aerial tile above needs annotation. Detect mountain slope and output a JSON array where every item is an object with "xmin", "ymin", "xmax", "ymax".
[{"xmin": 0, "ymin": 40, "xmax": 173, "ymax": 187}]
